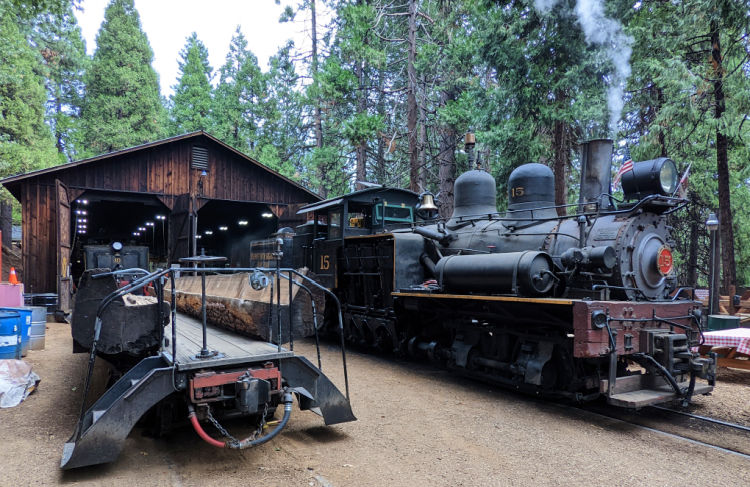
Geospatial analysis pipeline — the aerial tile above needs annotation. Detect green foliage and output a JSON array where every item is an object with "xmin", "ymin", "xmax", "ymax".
[
  {"xmin": 211, "ymin": 27, "xmax": 266, "ymax": 152},
  {"xmin": 81, "ymin": 0, "xmax": 165, "ymax": 155},
  {"xmin": 32, "ymin": 4, "xmax": 88, "ymax": 161},
  {"xmin": 169, "ymin": 33, "xmax": 213, "ymax": 135},
  {"xmin": 0, "ymin": 1, "xmax": 59, "ymax": 185},
  {"xmin": 618, "ymin": 0, "xmax": 750, "ymax": 286}
]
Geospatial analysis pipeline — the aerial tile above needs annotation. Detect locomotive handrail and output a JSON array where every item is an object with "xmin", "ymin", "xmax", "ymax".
[
  {"xmin": 431, "ymin": 194, "xmax": 687, "ymax": 227},
  {"xmin": 90, "ymin": 268, "xmax": 151, "ymax": 279}
]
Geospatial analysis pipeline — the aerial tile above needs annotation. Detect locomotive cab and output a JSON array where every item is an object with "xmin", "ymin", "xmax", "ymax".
[{"xmin": 296, "ymin": 187, "xmax": 420, "ymax": 288}]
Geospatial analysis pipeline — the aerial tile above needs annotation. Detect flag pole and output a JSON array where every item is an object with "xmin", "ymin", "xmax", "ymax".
[{"xmin": 672, "ymin": 162, "xmax": 692, "ymax": 198}]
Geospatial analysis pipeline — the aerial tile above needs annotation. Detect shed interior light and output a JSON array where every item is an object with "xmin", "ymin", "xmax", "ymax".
[
  {"xmin": 204, "ymin": 230, "xmax": 213, "ymax": 235},
  {"xmin": 261, "ymin": 212, "xmax": 273, "ymax": 218},
  {"xmin": 238, "ymin": 219, "xmax": 248, "ymax": 226},
  {"xmin": 219, "ymin": 226, "xmax": 228, "ymax": 231}
]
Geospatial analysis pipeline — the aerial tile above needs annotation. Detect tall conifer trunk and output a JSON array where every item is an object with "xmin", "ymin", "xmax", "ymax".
[
  {"xmin": 407, "ymin": 0, "xmax": 418, "ymax": 192},
  {"xmin": 310, "ymin": 0, "xmax": 326, "ymax": 197},
  {"xmin": 437, "ymin": 88, "xmax": 457, "ymax": 219},
  {"xmin": 552, "ymin": 109, "xmax": 570, "ymax": 217},
  {"xmin": 710, "ymin": 20, "xmax": 736, "ymax": 294}
]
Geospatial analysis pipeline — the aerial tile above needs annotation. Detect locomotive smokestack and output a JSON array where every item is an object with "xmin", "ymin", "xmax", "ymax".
[{"xmin": 578, "ymin": 139, "xmax": 613, "ymax": 212}]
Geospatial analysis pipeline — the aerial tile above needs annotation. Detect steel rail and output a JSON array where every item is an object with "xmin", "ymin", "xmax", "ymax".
[
  {"xmin": 568, "ymin": 403, "xmax": 750, "ymax": 460},
  {"xmin": 650, "ymin": 405, "xmax": 750, "ymax": 433}
]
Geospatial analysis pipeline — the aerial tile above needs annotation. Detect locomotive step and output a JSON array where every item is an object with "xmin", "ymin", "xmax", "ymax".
[{"xmin": 606, "ymin": 383, "xmax": 712, "ymax": 409}]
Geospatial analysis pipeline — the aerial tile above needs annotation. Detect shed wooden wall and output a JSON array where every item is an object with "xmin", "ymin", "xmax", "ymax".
[
  {"xmin": 20, "ymin": 181, "xmax": 58, "ymax": 293},
  {"xmin": 8, "ymin": 135, "xmax": 319, "ymax": 293}
]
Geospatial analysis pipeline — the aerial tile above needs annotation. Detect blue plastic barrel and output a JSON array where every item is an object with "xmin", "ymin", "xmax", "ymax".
[
  {"xmin": 0, "ymin": 310, "xmax": 22, "ymax": 359},
  {"xmin": 0, "ymin": 307, "xmax": 32, "ymax": 356}
]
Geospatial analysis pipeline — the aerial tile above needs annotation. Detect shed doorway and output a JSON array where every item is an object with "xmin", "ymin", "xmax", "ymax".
[
  {"xmin": 195, "ymin": 200, "xmax": 279, "ymax": 267},
  {"xmin": 69, "ymin": 190, "xmax": 170, "ymax": 284}
]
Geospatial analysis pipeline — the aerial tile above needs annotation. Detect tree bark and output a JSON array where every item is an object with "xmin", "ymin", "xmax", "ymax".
[
  {"xmin": 552, "ymin": 115, "xmax": 570, "ymax": 217},
  {"xmin": 310, "ymin": 0, "xmax": 326, "ymax": 197},
  {"xmin": 687, "ymin": 209, "xmax": 699, "ymax": 288},
  {"xmin": 354, "ymin": 58, "xmax": 367, "ymax": 189},
  {"xmin": 437, "ymin": 89, "xmax": 457, "ymax": 219},
  {"xmin": 418, "ymin": 76, "xmax": 427, "ymax": 191},
  {"xmin": 407, "ymin": 0, "xmax": 419, "ymax": 192},
  {"xmin": 0, "ymin": 202, "xmax": 12, "ymax": 249},
  {"xmin": 710, "ymin": 20, "xmax": 736, "ymax": 293},
  {"xmin": 375, "ymin": 72, "xmax": 387, "ymax": 184}
]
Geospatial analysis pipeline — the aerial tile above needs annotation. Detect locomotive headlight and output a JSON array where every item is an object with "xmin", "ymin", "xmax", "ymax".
[
  {"xmin": 659, "ymin": 160, "xmax": 678, "ymax": 194},
  {"xmin": 622, "ymin": 157, "xmax": 679, "ymax": 200}
]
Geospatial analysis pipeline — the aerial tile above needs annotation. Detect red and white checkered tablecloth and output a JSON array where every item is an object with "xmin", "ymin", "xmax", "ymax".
[{"xmin": 701, "ymin": 328, "xmax": 750, "ymax": 355}]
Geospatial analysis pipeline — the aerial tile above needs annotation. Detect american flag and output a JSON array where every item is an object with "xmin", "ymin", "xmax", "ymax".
[
  {"xmin": 676, "ymin": 162, "xmax": 691, "ymax": 198},
  {"xmin": 612, "ymin": 146, "xmax": 633, "ymax": 191}
]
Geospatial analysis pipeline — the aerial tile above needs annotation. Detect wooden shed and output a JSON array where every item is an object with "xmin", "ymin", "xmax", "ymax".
[{"xmin": 1, "ymin": 131, "xmax": 321, "ymax": 311}]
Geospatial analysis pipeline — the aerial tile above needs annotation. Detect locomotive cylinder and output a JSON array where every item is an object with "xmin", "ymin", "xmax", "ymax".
[{"xmin": 434, "ymin": 251, "xmax": 555, "ymax": 296}]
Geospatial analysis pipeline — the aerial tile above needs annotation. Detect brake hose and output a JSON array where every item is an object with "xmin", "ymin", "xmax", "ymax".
[{"xmin": 188, "ymin": 390, "xmax": 294, "ymax": 449}]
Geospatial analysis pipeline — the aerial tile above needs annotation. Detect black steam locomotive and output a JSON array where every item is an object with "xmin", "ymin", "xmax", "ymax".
[{"xmin": 254, "ymin": 138, "xmax": 716, "ymax": 408}]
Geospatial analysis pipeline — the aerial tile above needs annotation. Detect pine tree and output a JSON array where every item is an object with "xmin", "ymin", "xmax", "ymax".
[
  {"xmin": 32, "ymin": 4, "xmax": 88, "ymax": 161},
  {"xmin": 261, "ymin": 42, "xmax": 307, "ymax": 180},
  {"xmin": 81, "ymin": 0, "xmax": 164, "ymax": 154},
  {"xmin": 0, "ymin": 0, "xmax": 59, "ymax": 180},
  {"xmin": 211, "ymin": 27, "xmax": 264, "ymax": 152},
  {"xmin": 169, "ymin": 32, "xmax": 213, "ymax": 135}
]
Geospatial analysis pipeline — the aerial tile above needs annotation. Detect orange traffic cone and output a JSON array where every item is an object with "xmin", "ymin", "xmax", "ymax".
[{"xmin": 9, "ymin": 267, "xmax": 18, "ymax": 285}]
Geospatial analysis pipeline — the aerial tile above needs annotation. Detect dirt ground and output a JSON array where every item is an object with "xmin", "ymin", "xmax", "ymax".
[{"xmin": 1, "ymin": 321, "xmax": 749, "ymax": 487}]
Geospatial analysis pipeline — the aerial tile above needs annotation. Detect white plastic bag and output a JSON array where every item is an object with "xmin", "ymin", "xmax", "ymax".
[{"xmin": 0, "ymin": 359, "xmax": 40, "ymax": 408}]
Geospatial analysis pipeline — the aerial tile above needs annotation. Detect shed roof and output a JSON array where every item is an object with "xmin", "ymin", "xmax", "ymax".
[{"xmin": 0, "ymin": 131, "xmax": 320, "ymax": 200}]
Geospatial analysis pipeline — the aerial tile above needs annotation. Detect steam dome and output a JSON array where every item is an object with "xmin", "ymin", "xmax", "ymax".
[{"xmin": 449, "ymin": 170, "xmax": 498, "ymax": 223}]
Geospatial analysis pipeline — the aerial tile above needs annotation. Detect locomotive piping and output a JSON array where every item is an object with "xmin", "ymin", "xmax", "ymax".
[{"xmin": 630, "ymin": 353, "xmax": 684, "ymax": 397}]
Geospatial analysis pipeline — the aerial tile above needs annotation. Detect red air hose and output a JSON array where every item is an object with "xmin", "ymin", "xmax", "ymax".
[
  {"xmin": 187, "ymin": 391, "xmax": 294, "ymax": 450},
  {"xmin": 187, "ymin": 405, "xmax": 226, "ymax": 448}
]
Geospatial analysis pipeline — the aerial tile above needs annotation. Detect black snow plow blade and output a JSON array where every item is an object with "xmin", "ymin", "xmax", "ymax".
[
  {"xmin": 61, "ymin": 354, "xmax": 354, "ymax": 469},
  {"xmin": 282, "ymin": 355, "xmax": 357, "ymax": 425},
  {"xmin": 61, "ymin": 356, "xmax": 175, "ymax": 469}
]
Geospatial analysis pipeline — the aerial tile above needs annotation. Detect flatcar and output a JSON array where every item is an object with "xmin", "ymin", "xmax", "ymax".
[
  {"xmin": 62, "ymin": 264, "xmax": 355, "ymax": 469},
  {"xmin": 263, "ymin": 137, "xmax": 716, "ymax": 409}
]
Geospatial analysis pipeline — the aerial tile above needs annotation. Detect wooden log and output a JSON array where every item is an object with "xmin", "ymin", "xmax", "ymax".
[
  {"xmin": 71, "ymin": 269, "xmax": 168, "ymax": 358},
  {"xmin": 165, "ymin": 269, "xmax": 324, "ymax": 343}
]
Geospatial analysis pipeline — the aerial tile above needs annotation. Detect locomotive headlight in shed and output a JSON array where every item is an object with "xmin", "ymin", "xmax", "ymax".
[{"xmin": 621, "ymin": 157, "xmax": 678, "ymax": 200}]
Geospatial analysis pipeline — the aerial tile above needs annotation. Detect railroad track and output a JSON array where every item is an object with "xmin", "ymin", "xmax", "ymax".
[{"xmin": 574, "ymin": 402, "xmax": 750, "ymax": 459}]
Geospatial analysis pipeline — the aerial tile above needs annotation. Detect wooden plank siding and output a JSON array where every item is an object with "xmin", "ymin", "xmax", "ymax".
[{"xmin": 3, "ymin": 133, "xmax": 320, "ymax": 293}]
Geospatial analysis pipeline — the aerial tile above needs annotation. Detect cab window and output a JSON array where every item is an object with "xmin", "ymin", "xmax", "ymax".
[
  {"xmin": 375, "ymin": 203, "xmax": 413, "ymax": 224},
  {"xmin": 328, "ymin": 210, "xmax": 342, "ymax": 239}
]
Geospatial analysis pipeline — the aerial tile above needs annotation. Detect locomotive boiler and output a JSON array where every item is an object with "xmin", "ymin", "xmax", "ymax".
[{"xmin": 265, "ymin": 138, "xmax": 716, "ymax": 409}]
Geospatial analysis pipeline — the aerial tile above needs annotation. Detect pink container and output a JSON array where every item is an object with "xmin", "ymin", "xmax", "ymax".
[{"xmin": 0, "ymin": 283, "xmax": 24, "ymax": 307}]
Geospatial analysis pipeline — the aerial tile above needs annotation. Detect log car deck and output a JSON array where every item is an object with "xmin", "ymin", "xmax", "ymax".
[{"xmin": 163, "ymin": 313, "xmax": 294, "ymax": 371}]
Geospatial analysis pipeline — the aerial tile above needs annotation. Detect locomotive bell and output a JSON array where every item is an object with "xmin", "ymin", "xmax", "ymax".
[{"xmin": 416, "ymin": 191, "xmax": 439, "ymax": 219}]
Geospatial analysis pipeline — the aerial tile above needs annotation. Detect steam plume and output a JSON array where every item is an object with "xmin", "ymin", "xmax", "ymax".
[{"xmin": 534, "ymin": 0, "xmax": 633, "ymax": 133}]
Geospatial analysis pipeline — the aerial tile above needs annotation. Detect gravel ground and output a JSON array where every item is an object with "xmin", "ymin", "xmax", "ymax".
[{"xmin": 1, "ymin": 321, "xmax": 749, "ymax": 486}]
